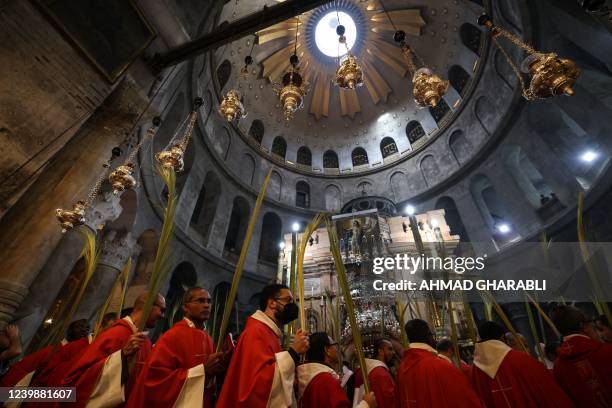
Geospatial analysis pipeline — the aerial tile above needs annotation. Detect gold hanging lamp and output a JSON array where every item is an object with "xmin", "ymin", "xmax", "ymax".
[
  {"xmin": 219, "ymin": 53, "xmax": 254, "ymax": 122},
  {"xmin": 394, "ymin": 29, "xmax": 448, "ymax": 108},
  {"xmin": 273, "ymin": 17, "xmax": 308, "ymax": 121},
  {"xmin": 109, "ymin": 117, "xmax": 161, "ymax": 194},
  {"xmin": 334, "ymin": 23, "xmax": 364, "ymax": 89},
  {"xmin": 478, "ymin": 14, "xmax": 580, "ymax": 100},
  {"xmin": 56, "ymin": 147, "xmax": 122, "ymax": 233},
  {"xmin": 156, "ymin": 97, "xmax": 202, "ymax": 172}
]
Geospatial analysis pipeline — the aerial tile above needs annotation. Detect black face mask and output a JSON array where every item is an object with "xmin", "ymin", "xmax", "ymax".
[{"xmin": 276, "ymin": 302, "xmax": 299, "ymax": 325}]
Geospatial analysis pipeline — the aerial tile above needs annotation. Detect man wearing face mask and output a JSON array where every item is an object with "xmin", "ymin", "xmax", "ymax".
[{"xmin": 217, "ymin": 284, "xmax": 309, "ymax": 407}]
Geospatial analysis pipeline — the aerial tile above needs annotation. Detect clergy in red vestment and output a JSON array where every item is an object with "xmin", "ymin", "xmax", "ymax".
[
  {"xmin": 0, "ymin": 319, "xmax": 90, "ymax": 388},
  {"xmin": 61, "ymin": 292, "xmax": 166, "ymax": 408},
  {"xmin": 396, "ymin": 319, "xmax": 482, "ymax": 408},
  {"xmin": 217, "ymin": 283, "xmax": 309, "ymax": 408},
  {"xmin": 436, "ymin": 338, "xmax": 472, "ymax": 378},
  {"xmin": 471, "ymin": 321, "xmax": 574, "ymax": 408},
  {"xmin": 353, "ymin": 338, "xmax": 395, "ymax": 408},
  {"xmin": 552, "ymin": 305, "xmax": 612, "ymax": 407},
  {"xmin": 126, "ymin": 287, "xmax": 224, "ymax": 408},
  {"xmin": 298, "ymin": 332, "xmax": 377, "ymax": 408}
]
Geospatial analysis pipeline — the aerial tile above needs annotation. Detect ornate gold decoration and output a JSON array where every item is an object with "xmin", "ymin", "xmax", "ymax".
[
  {"xmin": 335, "ymin": 54, "xmax": 364, "ymax": 89},
  {"xmin": 273, "ymin": 65, "xmax": 308, "ymax": 121},
  {"xmin": 478, "ymin": 14, "xmax": 580, "ymax": 100},
  {"xmin": 156, "ymin": 98, "xmax": 202, "ymax": 172},
  {"xmin": 398, "ymin": 34, "xmax": 448, "ymax": 108},
  {"xmin": 219, "ymin": 89, "xmax": 247, "ymax": 122},
  {"xmin": 411, "ymin": 67, "xmax": 449, "ymax": 108},
  {"xmin": 56, "ymin": 201, "xmax": 87, "ymax": 233},
  {"xmin": 108, "ymin": 118, "xmax": 161, "ymax": 194}
]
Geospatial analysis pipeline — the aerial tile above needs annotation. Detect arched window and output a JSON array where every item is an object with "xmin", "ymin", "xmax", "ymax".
[
  {"xmin": 429, "ymin": 98, "xmax": 451, "ymax": 124},
  {"xmin": 162, "ymin": 262, "xmax": 197, "ymax": 332},
  {"xmin": 191, "ymin": 171, "xmax": 221, "ymax": 243},
  {"xmin": 323, "ymin": 150, "xmax": 339, "ymax": 168},
  {"xmin": 224, "ymin": 196, "xmax": 251, "ymax": 255},
  {"xmin": 352, "ymin": 147, "xmax": 369, "ymax": 167},
  {"xmin": 216, "ymin": 59, "xmax": 232, "ymax": 90},
  {"xmin": 380, "ymin": 137, "xmax": 399, "ymax": 159},
  {"xmin": 406, "ymin": 121, "xmax": 426, "ymax": 144},
  {"xmin": 460, "ymin": 24, "xmax": 483, "ymax": 56},
  {"xmin": 297, "ymin": 146, "xmax": 312, "ymax": 166},
  {"xmin": 296, "ymin": 181, "xmax": 310, "ymax": 208},
  {"xmin": 258, "ymin": 213, "xmax": 282, "ymax": 263},
  {"xmin": 271, "ymin": 137, "xmax": 287, "ymax": 159},
  {"xmin": 249, "ymin": 120, "xmax": 264, "ymax": 144},
  {"xmin": 448, "ymin": 65, "xmax": 471, "ymax": 96}
]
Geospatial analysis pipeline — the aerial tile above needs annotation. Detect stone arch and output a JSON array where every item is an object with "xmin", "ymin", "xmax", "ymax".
[
  {"xmin": 249, "ymin": 119, "xmax": 264, "ymax": 144},
  {"xmin": 238, "ymin": 153, "xmax": 256, "ymax": 185},
  {"xmin": 390, "ymin": 171, "xmax": 409, "ymax": 202},
  {"xmin": 176, "ymin": 141, "xmax": 196, "ymax": 197},
  {"xmin": 296, "ymin": 180, "xmax": 310, "ymax": 208},
  {"xmin": 460, "ymin": 23, "xmax": 483, "ymax": 56},
  {"xmin": 267, "ymin": 170, "xmax": 282, "ymax": 201},
  {"xmin": 224, "ymin": 196, "xmax": 251, "ymax": 256},
  {"xmin": 214, "ymin": 127, "xmax": 231, "ymax": 160},
  {"xmin": 470, "ymin": 174, "xmax": 510, "ymax": 230},
  {"xmin": 429, "ymin": 98, "xmax": 451, "ymax": 125},
  {"xmin": 406, "ymin": 121, "xmax": 426, "ymax": 144},
  {"xmin": 297, "ymin": 146, "xmax": 312, "ymax": 166},
  {"xmin": 155, "ymin": 93, "xmax": 186, "ymax": 150},
  {"xmin": 271, "ymin": 136, "xmax": 287, "ymax": 159},
  {"xmin": 448, "ymin": 65, "xmax": 471, "ymax": 96},
  {"xmin": 435, "ymin": 196, "xmax": 470, "ymax": 241},
  {"xmin": 324, "ymin": 185, "xmax": 342, "ymax": 212},
  {"xmin": 504, "ymin": 145, "xmax": 553, "ymax": 208},
  {"xmin": 449, "ymin": 130, "xmax": 472, "ymax": 165},
  {"xmin": 191, "ymin": 171, "xmax": 222, "ymax": 244},
  {"xmin": 356, "ymin": 180, "xmax": 373, "ymax": 196},
  {"xmin": 494, "ymin": 49, "xmax": 514, "ymax": 89},
  {"xmin": 211, "ymin": 282, "xmax": 233, "ymax": 342},
  {"xmin": 474, "ymin": 95, "xmax": 495, "ymax": 135},
  {"xmin": 163, "ymin": 262, "xmax": 197, "ymax": 330},
  {"xmin": 216, "ymin": 59, "xmax": 232, "ymax": 91},
  {"xmin": 380, "ymin": 137, "xmax": 399, "ymax": 159},
  {"xmin": 258, "ymin": 212, "xmax": 283, "ymax": 263},
  {"xmin": 323, "ymin": 150, "xmax": 339, "ymax": 168},
  {"xmin": 352, "ymin": 147, "xmax": 369, "ymax": 167},
  {"xmin": 420, "ymin": 155, "xmax": 441, "ymax": 187}
]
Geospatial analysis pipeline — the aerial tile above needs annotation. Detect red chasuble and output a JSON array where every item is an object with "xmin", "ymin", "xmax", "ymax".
[
  {"xmin": 471, "ymin": 340, "xmax": 574, "ymax": 408},
  {"xmin": 0, "ymin": 346, "xmax": 53, "ymax": 387},
  {"xmin": 554, "ymin": 334, "xmax": 612, "ymax": 407},
  {"xmin": 32, "ymin": 337, "xmax": 90, "ymax": 387},
  {"xmin": 126, "ymin": 318, "xmax": 215, "ymax": 408},
  {"xmin": 61, "ymin": 317, "xmax": 151, "ymax": 408},
  {"xmin": 298, "ymin": 362, "xmax": 368, "ymax": 408},
  {"xmin": 216, "ymin": 310, "xmax": 295, "ymax": 408},
  {"xmin": 396, "ymin": 343, "xmax": 482, "ymax": 408},
  {"xmin": 353, "ymin": 359, "xmax": 396, "ymax": 408}
]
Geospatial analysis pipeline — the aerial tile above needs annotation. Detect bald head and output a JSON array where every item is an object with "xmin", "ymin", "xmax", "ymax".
[
  {"xmin": 504, "ymin": 332, "xmax": 528, "ymax": 352},
  {"xmin": 132, "ymin": 292, "xmax": 166, "ymax": 329}
]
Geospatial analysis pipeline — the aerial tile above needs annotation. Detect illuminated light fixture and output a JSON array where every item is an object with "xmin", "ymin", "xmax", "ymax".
[
  {"xmin": 580, "ymin": 150, "xmax": 598, "ymax": 163},
  {"xmin": 404, "ymin": 205, "xmax": 415, "ymax": 216},
  {"xmin": 292, "ymin": 222, "xmax": 301, "ymax": 232},
  {"xmin": 279, "ymin": 241, "xmax": 286, "ymax": 249},
  {"xmin": 219, "ymin": 89, "xmax": 247, "ymax": 122},
  {"xmin": 478, "ymin": 14, "xmax": 580, "ymax": 100},
  {"xmin": 430, "ymin": 218, "xmax": 439, "ymax": 228},
  {"xmin": 334, "ymin": 21, "xmax": 364, "ymax": 89},
  {"xmin": 496, "ymin": 223, "xmax": 511, "ymax": 234},
  {"xmin": 315, "ymin": 11, "xmax": 357, "ymax": 58}
]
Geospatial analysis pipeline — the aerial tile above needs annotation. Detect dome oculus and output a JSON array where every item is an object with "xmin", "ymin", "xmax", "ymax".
[{"xmin": 314, "ymin": 11, "xmax": 357, "ymax": 58}]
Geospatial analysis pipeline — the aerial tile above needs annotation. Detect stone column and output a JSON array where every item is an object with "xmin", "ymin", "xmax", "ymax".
[
  {"xmin": 452, "ymin": 188, "xmax": 498, "ymax": 256},
  {"xmin": 207, "ymin": 190, "xmax": 234, "ymax": 256},
  {"xmin": 0, "ymin": 77, "xmax": 151, "ymax": 328},
  {"xmin": 74, "ymin": 231, "xmax": 140, "ymax": 321}
]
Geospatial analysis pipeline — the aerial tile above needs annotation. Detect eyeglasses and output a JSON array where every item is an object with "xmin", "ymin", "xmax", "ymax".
[{"xmin": 274, "ymin": 296, "xmax": 294, "ymax": 304}]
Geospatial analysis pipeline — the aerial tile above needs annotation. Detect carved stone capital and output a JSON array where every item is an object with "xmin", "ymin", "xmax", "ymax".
[
  {"xmin": 98, "ymin": 231, "xmax": 141, "ymax": 271},
  {"xmin": 84, "ymin": 191, "xmax": 123, "ymax": 231}
]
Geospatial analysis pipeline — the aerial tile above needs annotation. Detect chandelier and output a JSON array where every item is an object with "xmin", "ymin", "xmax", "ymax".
[
  {"xmin": 478, "ymin": 14, "xmax": 580, "ymax": 100},
  {"xmin": 273, "ymin": 17, "xmax": 308, "ymax": 121},
  {"xmin": 335, "ymin": 24, "xmax": 364, "ymax": 89},
  {"xmin": 156, "ymin": 97, "xmax": 202, "ymax": 172},
  {"xmin": 394, "ymin": 30, "xmax": 448, "ymax": 108},
  {"xmin": 109, "ymin": 117, "xmax": 161, "ymax": 194},
  {"xmin": 219, "ymin": 89, "xmax": 246, "ymax": 122}
]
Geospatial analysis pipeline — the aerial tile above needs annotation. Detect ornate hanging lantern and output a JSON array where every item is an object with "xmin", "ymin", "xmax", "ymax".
[
  {"xmin": 108, "ymin": 117, "xmax": 161, "ymax": 194},
  {"xmin": 219, "ymin": 89, "xmax": 247, "ymax": 122},
  {"xmin": 335, "ymin": 25, "xmax": 364, "ymax": 89},
  {"xmin": 273, "ymin": 54, "xmax": 308, "ymax": 121},
  {"xmin": 478, "ymin": 14, "xmax": 580, "ymax": 100},
  {"xmin": 395, "ymin": 30, "xmax": 448, "ymax": 108},
  {"xmin": 156, "ymin": 97, "xmax": 202, "ymax": 172},
  {"xmin": 56, "ymin": 147, "xmax": 122, "ymax": 233}
]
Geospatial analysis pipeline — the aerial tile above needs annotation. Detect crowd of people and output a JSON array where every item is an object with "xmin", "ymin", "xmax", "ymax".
[{"xmin": 0, "ymin": 283, "xmax": 610, "ymax": 407}]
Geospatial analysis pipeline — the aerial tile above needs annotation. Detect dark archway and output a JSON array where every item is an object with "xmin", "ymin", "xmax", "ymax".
[
  {"xmin": 406, "ymin": 121, "xmax": 426, "ymax": 144},
  {"xmin": 216, "ymin": 59, "xmax": 232, "ymax": 90},
  {"xmin": 352, "ymin": 147, "xmax": 369, "ymax": 167},
  {"xmin": 296, "ymin": 181, "xmax": 310, "ymax": 208},
  {"xmin": 224, "ymin": 196, "xmax": 251, "ymax": 257},
  {"xmin": 380, "ymin": 137, "xmax": 399, "ymax": 159},
  {"xmin": 271, "ymin": 136, "xmax": 287, "ymax": 159},
  {"xmin": 191, "ymin": 171, "xmax": 222, "ymax": 244},
  {"xmin": 449, "ymin": 65, "xmax": 471, "ymax": 96},
  {"xmin": 297, "ymin": 146, "xmax": 312, "ymax": 166},
  {"xmin": 258, "ymin": 212, "xmax": 283, "ymax": 263},
  {"xmin": 323, "ymin": 150, "xmax": 339, "ymax": 168}
]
